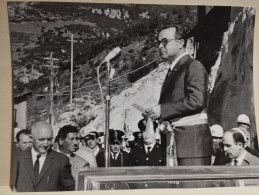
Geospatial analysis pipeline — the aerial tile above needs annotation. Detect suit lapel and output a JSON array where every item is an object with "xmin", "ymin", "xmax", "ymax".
[
  {"xmin": 242, "ymin": 152, "xmax": 251, "ymax": 165},
  {"xmin": 35, "ymin": 150, "xmax": 55, "ymax": 186},
  {"xmin": 159, "ymin": 55, "xmax": 190, "ymax": 102},
  {"xmin": 23, "ymin": 149, "xmax": 35, "ymax": 184}
]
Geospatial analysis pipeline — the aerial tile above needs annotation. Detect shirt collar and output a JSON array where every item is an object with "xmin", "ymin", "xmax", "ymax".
[
  {"xmin": 144, "ymin": 142, "xmax": 156, "ymax": 152},
  {"xmin": 111, "ymin": 151, "xmax": 120, "ymax": 159},
  {"xmin": 170, "ymin": 51, "xmax": 189, "ymax": 71},
  {"xmin": 232, "ymin": 150, "xmax": 247, "ymax": 166},
  {"xmin": 56, "ymin": 148, "xmax": 70, "ymax": 157}
]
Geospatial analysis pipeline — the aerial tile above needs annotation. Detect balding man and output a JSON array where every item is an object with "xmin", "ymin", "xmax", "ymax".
[
  {"xmin": 145, "ymin": 26, "xmax": 212, "ymax": 166},
  {"xmin": 223, "ymin": 128, "xmax": 259, "ymax": 166},
  {"xmin": 222, "ymin": 128, "xmax": 259, "ymax": 186},
  {"xmin": 14, "ymin": 121, "xmax": 75, "ymax": 192}
]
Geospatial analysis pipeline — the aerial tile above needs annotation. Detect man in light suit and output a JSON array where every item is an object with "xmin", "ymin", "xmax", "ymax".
[
  {"xmin": 145, "ymin": 26, "xmax": 212, "ymax": 166},
  {"xmin": 223, "ymin": 128, "xmax": 259, "ymax": 166},
  {"xmin": 14, "ymin": 121, "xmax": 75, "ymax": 192},
  {"xmin": 56, "ymin": 125, "xmax": 89, "ymax": 180},
  {"xmin": 223, "ymin": 128, "xmax": 259, "ymax": 186}
]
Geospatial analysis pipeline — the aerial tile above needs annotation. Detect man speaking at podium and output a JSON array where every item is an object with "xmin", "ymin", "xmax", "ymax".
[{"xmin": 145, "ymin": 26, "xmax": 212, "ymax": 166}]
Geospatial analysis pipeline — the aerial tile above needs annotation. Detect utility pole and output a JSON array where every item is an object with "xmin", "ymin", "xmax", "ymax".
[
  {"xmin": 67, "ymin": 34, "xmax": 77, "ymax": 106},
  {"xmin": 44, "ymin": 52, "xmax": 59, "ymax": 126}
]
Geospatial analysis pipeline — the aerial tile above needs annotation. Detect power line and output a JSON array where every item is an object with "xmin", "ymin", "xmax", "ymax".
[{"xmin": 58, "ymin": 57, "xmax": 161, "ymax": 93}]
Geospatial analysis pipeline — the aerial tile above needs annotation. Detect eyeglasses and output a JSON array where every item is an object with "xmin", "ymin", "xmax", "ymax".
[{"xmin": 157, "ymin": 38, "xmax": 178, "ymax": 47}]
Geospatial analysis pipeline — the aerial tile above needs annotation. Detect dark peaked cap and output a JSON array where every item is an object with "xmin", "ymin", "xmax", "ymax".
[
  {"xmin": 137, "ymin": 119, "xmax": 158, "ymax": 132},
  {"xmin": 109, "ymin": 129, "xmax": 125, "ymax": 144}
]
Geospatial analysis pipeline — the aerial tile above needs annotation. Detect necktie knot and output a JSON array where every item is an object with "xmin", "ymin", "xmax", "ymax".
[
  {"xmin": 113, "ymin": 153, "xmax": 116, "ymax": 159},
  {"xmin": 36, "ymin": 154, "xmax": 41, "ymax": 160},
  {"xmin": 147, "ymin": 146, "xmax": 151, "ymax": 154}
]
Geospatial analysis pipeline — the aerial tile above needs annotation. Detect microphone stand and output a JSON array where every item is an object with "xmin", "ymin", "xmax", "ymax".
[{"xmin": 104, "ymin": 61, "xmax": 111, "ymax": 167}]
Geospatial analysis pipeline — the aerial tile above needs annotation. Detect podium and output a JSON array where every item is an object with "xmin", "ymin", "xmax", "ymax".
[{"xmin": 76, "ymin": 166, "xmax": 259, "ymax": 190}]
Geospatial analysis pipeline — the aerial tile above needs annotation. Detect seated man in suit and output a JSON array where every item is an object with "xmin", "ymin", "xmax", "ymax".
[
  {"xmin": 14, "ymin": 121, "xmax": 75, "ymax": 192},
  {"xmin": 56, "ymin": 125, "xmax": 89, "ymax": 180},
  {"xmin": 96, "ymin": 129, "xmax": 129, "ymax": 167},
  {"xmin": 223, "ymin": 128, "xmax": 259, "ymax": 186},
  {"xmin": 130, "ymin": 118, "xmax": 166, "ymax": 166}
]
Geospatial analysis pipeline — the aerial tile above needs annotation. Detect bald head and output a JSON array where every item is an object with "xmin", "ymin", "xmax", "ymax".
[{"xmin": 31, "ymin": 121, "xmax": 53, "ymax": 154}]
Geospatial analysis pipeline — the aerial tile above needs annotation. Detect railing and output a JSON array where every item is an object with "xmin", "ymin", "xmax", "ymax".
[{"xmin": 76, "ymin": 166, "xmax": 259, "ymax": 190}]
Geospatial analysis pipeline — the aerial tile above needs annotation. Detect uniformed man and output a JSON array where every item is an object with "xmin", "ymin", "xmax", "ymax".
[
  {"xmin": 96, "ymin": 129, "xmax": 129, "ymax": 167},
  {"xmin": 130, "ymin": 118, "xmax": 166, "ymax": 166}
]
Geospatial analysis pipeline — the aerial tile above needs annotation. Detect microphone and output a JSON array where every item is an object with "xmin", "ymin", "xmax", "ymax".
[{"xmin": 103, "ymin": 47, "xmax": 121, "ymax": 63}]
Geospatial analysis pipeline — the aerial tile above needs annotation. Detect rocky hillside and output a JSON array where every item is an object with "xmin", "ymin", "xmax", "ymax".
[
  {"xmin": 207, "ymin": 7, "xmax": 257, "ymax": 147},
  {"xmin": 8, "ymin": 2, "xmax": 197, "ymax": 131}
]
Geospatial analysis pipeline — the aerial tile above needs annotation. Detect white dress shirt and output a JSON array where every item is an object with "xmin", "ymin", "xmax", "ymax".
[
  {"xmin": 31, "ymin": 147, "xmax": 47, "ymax": 173},
  {"xmin": 144, "ymin": 142, "xmax": 156, "ymax": 153},
  {"xmin": 169, "ymin": 52, "xmax": 189, "ymax": 71},
  {"xmin": 231, "ymin": 150, "xmax": 247, "ymax": 166}
]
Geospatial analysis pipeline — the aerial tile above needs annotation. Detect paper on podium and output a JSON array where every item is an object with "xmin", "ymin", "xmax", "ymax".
[{"xmin": 132, "ymin": 104, "xmax": 146, "ymax": 114}]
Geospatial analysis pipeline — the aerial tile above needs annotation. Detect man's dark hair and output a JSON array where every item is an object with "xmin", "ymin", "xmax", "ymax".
[
  {"xmin": 16, "ymin": 129, "xmax": 31, "ymax": 142},
  {"xmin": 229, "ymin": 129, "xmax": 246, "ymax": 147},
  {"xmin": 164, "ymin": 25, "xmax": 189, "ymax": 47},
  {"xmin": 56, "ymin": 125, "xmax": 78, "ymax": 141}
]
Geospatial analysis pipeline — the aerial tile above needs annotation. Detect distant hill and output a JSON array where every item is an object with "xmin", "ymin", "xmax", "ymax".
[{"xmin": 8, "ymin": 2, "xmax": 198, "ymax": 127}]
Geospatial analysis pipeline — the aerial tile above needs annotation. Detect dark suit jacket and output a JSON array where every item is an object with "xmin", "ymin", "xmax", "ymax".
[
  {"xmin": 130, "ymin": 142, "xmax": 166, "ymax": 166},
  {"xmin": 14, "ymin": 149, "xmax": 75, "ymax": 192},
  {"xmin": 96, "ymin": 150, "xmax": 129, "ymax": 167},
  {"xmin": 159, "ymin": 55, "xmax": 212, "ymax": 158}
]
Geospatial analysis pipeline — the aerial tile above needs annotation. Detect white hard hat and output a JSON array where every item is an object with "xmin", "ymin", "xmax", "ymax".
[
  {"xmin": 210, "ymin": 124, "xmax": 224, "ymax": 137},
  {"xmin": 79, "ymin": 126, "xmax": 99, "ymax": 138},
  {"xmin": 237, "ymin": 114, "xmax": 251, "ymax": 126}
]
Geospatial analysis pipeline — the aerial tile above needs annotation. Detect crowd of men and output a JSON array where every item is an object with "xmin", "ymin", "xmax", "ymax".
[
  {"xmin": 13, "ymin": 26, "xmax": 259, "ymax": 191},
  {"xmin": 13, "ymin": 113, "xmax": 259, "ymax": 191}
]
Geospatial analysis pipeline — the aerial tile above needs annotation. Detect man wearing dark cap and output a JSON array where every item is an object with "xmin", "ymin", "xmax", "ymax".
[
  {"xmin": 96, "ymin": 129, "xmax": 129, "ymax": 167},
  {"xmin": 56, "ymin": 125, "xmax": 89, "ymax": 180},
  {"xmin": 130, "ymin": 119, "xmax": 166, "ymax": 166}
]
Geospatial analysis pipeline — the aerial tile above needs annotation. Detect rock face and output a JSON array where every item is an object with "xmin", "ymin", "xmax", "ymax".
[
  {"xmin": 207, "ymin": 8, "xmax": 256, "ymax": 146},
  {"xmin": 54, "ymin": 62, "xmax": 168, "ymax": 136}
]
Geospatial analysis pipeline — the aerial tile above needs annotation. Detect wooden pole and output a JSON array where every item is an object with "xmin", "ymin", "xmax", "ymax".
[{"xmin": 67, "ymin": 34, "xmax": 77, "ymax": 106}]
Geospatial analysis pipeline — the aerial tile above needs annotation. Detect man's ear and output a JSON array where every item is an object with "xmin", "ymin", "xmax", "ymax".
[
  {"xmin": 178, "ymin": 39, "xmax": 185, "ymax": 49},
  {"xmin": 237, "ymin": 142, "xmax": 244, "ymax": 149},
  {"xmin": 58, "ymin": 138, "xmax": 64, "ymax": 146}
]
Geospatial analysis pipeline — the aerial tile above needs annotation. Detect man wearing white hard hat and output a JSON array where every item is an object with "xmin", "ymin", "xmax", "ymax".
[
  {"xmin": 82, "ymin": 130, "xmax": 103, "ymax": 157},
  {"xmin": 236, "ymin": 114, "xmax": 251, "ymax": 147},
  {"xmin": 210, "ymin": 125, "xmax": 230, "ymax": 165},
  {"xmin": 74, "ymin": 127, "xmax": 97, "ymax": 168}
]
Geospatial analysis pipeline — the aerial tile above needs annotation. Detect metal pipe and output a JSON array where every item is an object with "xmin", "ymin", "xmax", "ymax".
[{"xmin": 104, "ymin": 62, "xmax": 111, "ymax": 167}]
